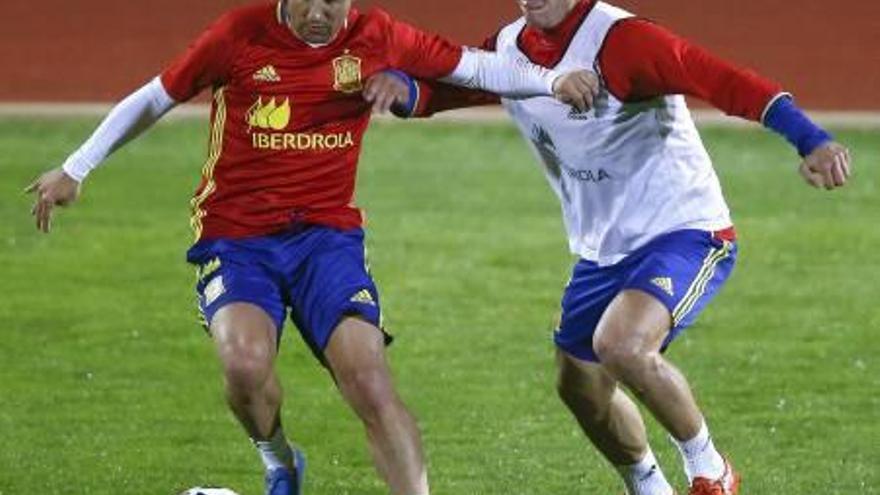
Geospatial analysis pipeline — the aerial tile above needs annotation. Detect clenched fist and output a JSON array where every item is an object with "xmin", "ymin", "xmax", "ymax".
[
  {"xmin": 552, "ymin": 70, "xmax": 600, "ymax": 113},
  {"xmin": 799, "ymin": 142, "xmax": 852, "ymax": 190}
]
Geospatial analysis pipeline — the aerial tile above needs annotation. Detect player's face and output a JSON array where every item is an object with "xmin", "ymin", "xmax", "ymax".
[
  {"xmin": 287, "ymin": 0, "xmax": 352, "ymax": 45},
  {"xmin": 517, "ymin": 0, "xmax": 578, "ymax": 29}
]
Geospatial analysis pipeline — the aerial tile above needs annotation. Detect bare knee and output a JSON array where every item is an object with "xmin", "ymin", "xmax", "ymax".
[
  {"xmin": 594, "ymin": 331, "xmax": 663, "ymax": 392},
  {"xmin": 336, "ymin": 365, "xmax": 400, "ymax": 423},
  {"xmin": 593, "ymin": 319, "xmax": 655, "ymax": 372},
  {"xmin": 592, "ymin": 290, "xmax": 671, "ymax": 385},
  {"xmin": 210, "ymin": 304, "xmax": 277, "ymax": 393},
  {"xmin": 220, "ymin": 345, "xmax": 273, "ymax": 393}
]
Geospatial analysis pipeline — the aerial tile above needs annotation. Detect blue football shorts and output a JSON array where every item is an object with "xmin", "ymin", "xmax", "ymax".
[
  {"xmin": 186, "ymin": 226, "xmax": 387, "ymax": 358},
  {"xmin": 555, "ymin": 229, "xmax": 737, "ymax": 362}
]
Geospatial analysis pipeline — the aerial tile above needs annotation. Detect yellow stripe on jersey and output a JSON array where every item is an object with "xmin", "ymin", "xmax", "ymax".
[
  {"xmin": 671, "ymin": 240, "xmax": 732, "ymax": 325},
  {"xmin": 190, "ymin": 87, "xmax": 228, "ymax": 241}
]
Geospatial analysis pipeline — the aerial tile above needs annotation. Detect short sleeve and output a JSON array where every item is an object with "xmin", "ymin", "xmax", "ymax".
[
  {"xmin": 160, "ymin": 13, "xmax": 241, "ymax": 102},
  {"xmin": 382, "ymin": 13, "xmax": 463, "ymax": 80}
]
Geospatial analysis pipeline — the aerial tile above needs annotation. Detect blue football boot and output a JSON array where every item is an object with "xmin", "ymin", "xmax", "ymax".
[{"xmin": 265, "ymin": 448, "xmax": 306, "ymax": 495}]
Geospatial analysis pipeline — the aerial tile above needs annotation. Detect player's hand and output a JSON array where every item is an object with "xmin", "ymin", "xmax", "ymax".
[
  {"xmin": 25, "ymin": 167, "xmax": 81, "ymax": 233},
  {"xmin": 363, "ymin": 71, "xmax": 410, "ymax": 114},
  {"xmin": 799, "ymin": 141, "xmax": 852, "ymax": 190},
  {"xmin": 552, "ymin": 70, "xmax": 599, "ymax": 113}
]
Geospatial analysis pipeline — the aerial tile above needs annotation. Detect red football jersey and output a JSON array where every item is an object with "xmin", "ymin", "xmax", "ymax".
[{"xmin": 161, "ymin": 1, "xmax": 461, "ymax": 241}]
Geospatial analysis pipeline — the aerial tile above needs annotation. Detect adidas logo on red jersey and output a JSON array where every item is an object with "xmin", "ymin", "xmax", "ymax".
[{"xmin": 253, "ymin": 65, "xmax": 281, "ymax": 83}]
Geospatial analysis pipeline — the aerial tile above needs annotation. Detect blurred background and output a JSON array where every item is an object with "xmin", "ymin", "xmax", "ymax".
[{"xmin": 1, "ymin": 0, "xmax": 879, "ymax": 109}]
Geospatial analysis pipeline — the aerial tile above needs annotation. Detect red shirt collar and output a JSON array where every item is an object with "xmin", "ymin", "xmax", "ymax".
[{"xmin": 518, "ymin": 0, "xmax": 597, "ymax": 67}]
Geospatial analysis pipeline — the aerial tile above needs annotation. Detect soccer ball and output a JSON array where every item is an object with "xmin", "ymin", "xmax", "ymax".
[{"xmin": 180, "ymin": 489, "xmax": 240, "ymax": 495}]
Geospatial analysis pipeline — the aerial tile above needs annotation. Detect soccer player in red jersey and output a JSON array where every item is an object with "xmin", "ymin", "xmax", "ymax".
[
  {"xmin": 377, "ymin": 0, "xmax": 853, "ymax": 494},
  {"xmin": 25, "ymin": 1, "xmax": 596, "ymax": 494}
]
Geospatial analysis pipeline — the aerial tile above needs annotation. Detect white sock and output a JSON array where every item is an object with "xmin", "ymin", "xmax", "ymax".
[
  {"xmin": 615, "ymin": 448, "xmax": 675, "ymax": 495},
  {"xmin": 253, "ymin": 426, "xmax": 295, "ymax": 471},
  {"xmin": 674, "ymin": 420, "xmax": 725, "ymax": 482}
]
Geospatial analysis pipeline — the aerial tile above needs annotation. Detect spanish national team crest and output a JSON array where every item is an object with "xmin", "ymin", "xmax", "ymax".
[{"xmin": 333, "ymin": 51, "xmax": 363, "ymax": 94}]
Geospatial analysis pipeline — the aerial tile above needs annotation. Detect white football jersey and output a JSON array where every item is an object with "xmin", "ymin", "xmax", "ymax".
[{"xmin": 498, "ymin": 2, "xmax": 733, "ymax": 266}]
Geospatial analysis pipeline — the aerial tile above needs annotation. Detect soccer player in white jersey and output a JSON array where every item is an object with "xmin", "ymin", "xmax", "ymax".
[{"xmin": 370, "ymin": 0, "xmax": 853, "ymax": 494}]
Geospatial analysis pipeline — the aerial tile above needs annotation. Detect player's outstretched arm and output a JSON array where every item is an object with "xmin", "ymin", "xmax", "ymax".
[
  {"xmin": 441, "ymin": 49, "xmax": 598, "ymax": 111},
  {"xmin": 25, "ymin": 77, "xmax": 177, "ymax": 233},
  {"xmin": 365, "ymin": 69, "xmax": 600, "ymax": 117},
  {"xmin": 383, "ymin": 15, "xmax": 598, "ymax": 112},
  {"xmin": 598, "ymin": 19, "xmax": 852, "ymax": 190}
]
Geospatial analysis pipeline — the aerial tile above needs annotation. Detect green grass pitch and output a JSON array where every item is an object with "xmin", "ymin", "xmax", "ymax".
[{"xmin": 0, "ymin": 118, "xmax": 878, "ymax": 494}]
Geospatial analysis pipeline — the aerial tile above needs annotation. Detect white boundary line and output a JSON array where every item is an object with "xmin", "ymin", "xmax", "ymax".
[{"xmin": 2, "ymin": 102, "xmax": 880, "ymax": 128}]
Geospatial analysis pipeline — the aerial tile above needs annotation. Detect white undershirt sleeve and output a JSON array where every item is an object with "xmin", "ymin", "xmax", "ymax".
[
  {"xmin": 62, "ymin": 76, "xmax": 177, "ymax": 182},
  {"xmin": 441, "ymin": 47, "xmax": 561, "ymax": 98}
]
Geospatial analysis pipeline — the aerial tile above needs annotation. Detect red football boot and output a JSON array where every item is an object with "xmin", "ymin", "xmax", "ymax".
[{"xmin": 687, "ymin": 458, "xmax": 740, "ymax": 495}]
